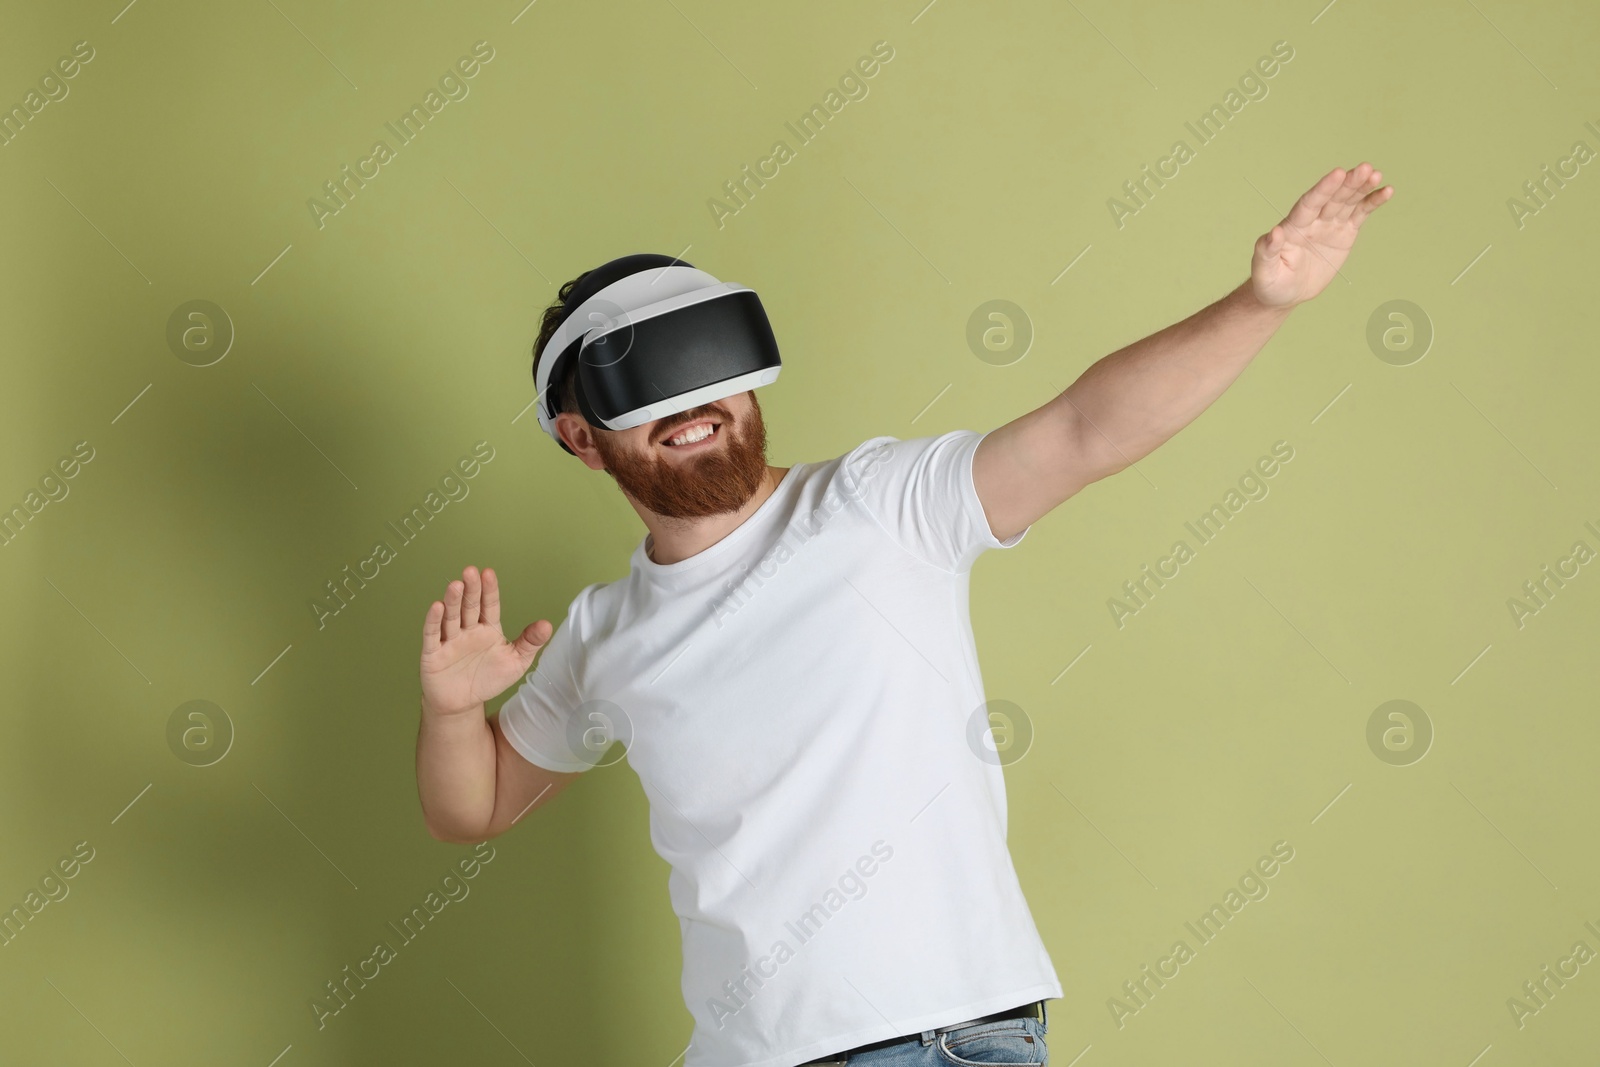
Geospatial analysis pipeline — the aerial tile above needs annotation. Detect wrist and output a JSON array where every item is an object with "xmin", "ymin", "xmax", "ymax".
[
  {"xmin": 1238, "ymin": 277, "xmax": 1298, "ymax": 316},
  {"xmin": 420, "ymin": 694, "xmax": 484, "ymax": 719}
]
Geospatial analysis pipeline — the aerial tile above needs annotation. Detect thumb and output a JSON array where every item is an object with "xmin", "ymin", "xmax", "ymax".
[
  {"xmin": 1255, "ymin": 224, "xmax": 1284, "ymax": 259},
  {"xmin": 510, "ymin": 619, "xmax": 553, "ymax": 666}
]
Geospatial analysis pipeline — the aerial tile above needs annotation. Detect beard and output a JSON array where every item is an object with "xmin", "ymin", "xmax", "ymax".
[{"xmin": 591, "ymin": 392, "xmax": 770, "ymax": 520}]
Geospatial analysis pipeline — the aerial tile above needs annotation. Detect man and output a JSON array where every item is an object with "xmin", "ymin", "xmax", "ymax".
[{"xmin": 414, "ymin": 164, "xmax": 1393, "ymax": 1066}]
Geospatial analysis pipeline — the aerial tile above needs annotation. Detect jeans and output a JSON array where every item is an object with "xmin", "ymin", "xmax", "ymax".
[{"xmin": 800, "ymin": 1003, "xmax": 1049, "ymax": 1065}]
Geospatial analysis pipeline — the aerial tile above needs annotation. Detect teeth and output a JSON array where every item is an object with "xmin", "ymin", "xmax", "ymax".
[{"xmin": 667, "ymin": 423, "xmax": 714, "ymax": 446}]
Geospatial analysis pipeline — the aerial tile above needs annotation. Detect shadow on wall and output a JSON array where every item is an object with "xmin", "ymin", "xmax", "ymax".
[{"xmin": 11, "ymin": 267, "xmax": 625, "ymax": 1061}]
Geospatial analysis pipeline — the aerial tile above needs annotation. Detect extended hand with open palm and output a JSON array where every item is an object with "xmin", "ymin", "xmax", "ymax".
[
  {"xmin": 420, "ymin": 566, "xmax": 552, "ymax": 717},
  {"xmin": 1251, "ymin": 162, "xmax": 1395, "ymax": 309}
]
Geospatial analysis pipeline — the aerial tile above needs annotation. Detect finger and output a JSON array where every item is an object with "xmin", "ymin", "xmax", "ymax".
[
  {"xmin": 511, "ymin": 619, "xmax": 553, "ymax": 666},
  {"xmin": 481, "ymin": 567, "xmax": 502, "ymax": 629},
  {"xmin": 1351, "ymin": 183, "xmax": 1394, "ymax": 226},
  {"xmin": 1327, "ymin": 163, "xmax": 1378, "ymax": 223},
  {"xmin": 422, "ymin": 600, "xmax": 444, "ymax": 656},
  {"xmin": 1284, "ymin": 167, "xmax": 1344, "ymax": 230},
  {"xmin": 461, "ymin": 566, "xmax": 481, "ymax": 630},
  {"xmin": 1352, "ymin": 168, "xmax": 1384, "ymax": 216},
  {"xmin": 442, "ymin": 580, "xmax": 463, "ymax": 641}
]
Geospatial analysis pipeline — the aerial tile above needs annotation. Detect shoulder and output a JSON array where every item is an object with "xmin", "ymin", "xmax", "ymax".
[
  {"xmin": 837, "ymin": 429, "xmax": 984, "ymax": 482},
  {"xmin": 563, "ymin": 579, "xmax": 618, "ymax": 643}
]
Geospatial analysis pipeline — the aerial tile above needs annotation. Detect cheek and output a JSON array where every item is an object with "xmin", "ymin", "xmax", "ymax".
[{"xmin": 602, "ymin": 431, "xmax": 652, "ymax": 464}]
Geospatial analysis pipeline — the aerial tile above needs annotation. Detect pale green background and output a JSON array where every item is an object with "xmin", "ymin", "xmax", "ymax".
[{"xmin": 2, "ymin": 0, "xmax": 1597, "ymax": 1064}]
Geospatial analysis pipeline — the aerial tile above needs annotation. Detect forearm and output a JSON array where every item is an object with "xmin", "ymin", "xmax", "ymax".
[
  {"xmin": 415, "ymin": 700, "xmax": 496, "ymax": 841},
  {"xmin": 1058, "ymin": 278, "xmax": 1293, "ymax": 477}
]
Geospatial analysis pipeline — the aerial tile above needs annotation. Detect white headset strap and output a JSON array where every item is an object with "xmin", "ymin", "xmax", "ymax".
[{"xmin": 535, "ymin": 265, "xmax": 722, "ymax": 432}]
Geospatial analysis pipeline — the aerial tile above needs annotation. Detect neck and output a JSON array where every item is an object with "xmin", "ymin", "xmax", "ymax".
[{"xmin": 642, "ymin": 465, "xmax": 789, "ymax": 565}]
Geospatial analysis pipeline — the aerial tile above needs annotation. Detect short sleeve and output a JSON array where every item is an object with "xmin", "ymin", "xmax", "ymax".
[
  {"xmin": 495, "ymin": 588, "xmax": 595, "ymax": 774},
  {"xmin": 841, "ymin": 429, "xmax": 1029, "ymax": 574}
]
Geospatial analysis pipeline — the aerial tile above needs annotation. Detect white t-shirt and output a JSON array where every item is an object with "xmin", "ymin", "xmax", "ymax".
[{"xmin": 498, "ymin": 429, "xmax": 1062, "ymax": 1067}]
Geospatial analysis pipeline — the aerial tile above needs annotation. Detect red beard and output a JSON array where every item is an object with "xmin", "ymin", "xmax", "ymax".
[{"xmin": 591, "ymin": 392, "xmax": 770, "ymax": 520}]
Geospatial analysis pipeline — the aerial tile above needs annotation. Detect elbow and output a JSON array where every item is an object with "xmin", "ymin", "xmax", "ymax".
[
  {"xmin": 1077, "ymin": 441, "xmax": 1144, "ymax": 489},
  {"xmin": 1068, "ymin": 418, "xmax": 1135, "ymax": 485}
]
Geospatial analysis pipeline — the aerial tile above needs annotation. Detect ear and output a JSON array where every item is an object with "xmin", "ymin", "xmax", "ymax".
[{"xmin": 555, "ymin": 412, "xmax": 607, "ymax": 470}]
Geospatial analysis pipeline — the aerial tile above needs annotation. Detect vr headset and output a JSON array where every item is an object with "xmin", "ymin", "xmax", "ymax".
[{"xmin": 535, "ymin": 253, "xmax": 782, "ymax": 455}]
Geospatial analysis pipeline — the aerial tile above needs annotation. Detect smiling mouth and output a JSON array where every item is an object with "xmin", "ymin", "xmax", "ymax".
[{"xmin": 660, "ymin": 418, "xmax": 723, "ymax": 449}]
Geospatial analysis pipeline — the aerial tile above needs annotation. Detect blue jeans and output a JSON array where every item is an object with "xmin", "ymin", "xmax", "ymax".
[{"xmin": 801, "ymin": 1003, "xmax": 1049, "ymax": 1065}]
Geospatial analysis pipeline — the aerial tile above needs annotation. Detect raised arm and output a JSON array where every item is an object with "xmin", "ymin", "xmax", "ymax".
[
  {"xmin": 973, "ymin": 163, "xmax": 1394, "ymax": 542},
  {"xmin": 415, "ymin": 566, "xmax": 580, "ymax": 842}
]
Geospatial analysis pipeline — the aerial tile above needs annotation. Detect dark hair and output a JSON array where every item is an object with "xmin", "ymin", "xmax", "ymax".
[
  {"xmin": 532, "ymin": 254, "xmax": 695, "ymax": 445},
  {"xmin": 532, "ymin": 271, "xmax": 590, "ymax": 423}
]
